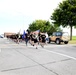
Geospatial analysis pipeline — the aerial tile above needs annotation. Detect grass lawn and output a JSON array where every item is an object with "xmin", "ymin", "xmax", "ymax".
[{"xmin": 69, "ymin": 36, "xmax": 76, "ymax": 44}]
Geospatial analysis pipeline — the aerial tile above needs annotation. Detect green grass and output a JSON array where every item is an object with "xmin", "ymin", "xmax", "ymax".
[
  {"xmin": 69, "ymin": 36, "xmax": 76, "ymax": 44},
  {"xmin": 72, "ymin": 36, "xmax": 76, "ymax": 40}
]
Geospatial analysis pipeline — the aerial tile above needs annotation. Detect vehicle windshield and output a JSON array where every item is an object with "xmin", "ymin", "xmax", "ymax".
[{"xmin": 56, "ymin": 32, "xmax": 62, "ymax": 36}]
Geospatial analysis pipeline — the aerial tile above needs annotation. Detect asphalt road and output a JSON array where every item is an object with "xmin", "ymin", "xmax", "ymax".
[{"xmin": 0, "ymin": 38, "xmax": 76, "ymax": 75}]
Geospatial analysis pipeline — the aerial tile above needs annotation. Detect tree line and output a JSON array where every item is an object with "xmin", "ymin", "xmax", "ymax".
[{"xmin": 27, "ymin": 0, "xmax": 76, "ymax": 40}]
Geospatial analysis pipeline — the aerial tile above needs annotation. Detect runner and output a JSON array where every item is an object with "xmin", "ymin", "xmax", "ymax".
[
  {"xmin": 45, "ymin": 32, "xmax": 49, "ymax": 44},
  {"xmin": 24, "ymin": 32, "xmax": 30, "ymax": 46},
  {"xmin": 39, "ymin": 33, "xmax": 46, "ymax": 48},
  {"xmin": 33, "ymin": 33, "xmax": 38, "ymax": 49},
  {"xmin": 29, "ymin": 32, "xmax": 34, "ymax": 46}
]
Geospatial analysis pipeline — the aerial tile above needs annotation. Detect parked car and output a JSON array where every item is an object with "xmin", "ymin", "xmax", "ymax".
[{"xmin": 49, "ymin": 32, "xmax": 70, "ymax": 44}]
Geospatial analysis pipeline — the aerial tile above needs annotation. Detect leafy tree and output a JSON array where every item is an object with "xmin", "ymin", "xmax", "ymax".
[
  {"xmin": 28, "ymin": 20, "xmax": 50, "ymax": 33},
  {"xmin": 28, "ymin": 20, "xmax": 62, "ymax": 35},
  {"xmin": 51, "ymin": 0, "xmax": 76, "ymax": 40}
]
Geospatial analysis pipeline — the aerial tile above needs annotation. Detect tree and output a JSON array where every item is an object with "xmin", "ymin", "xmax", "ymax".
[
  {"xmin": 28, "ymin": 20, "xmax": 51, "ymax": 33},
  {"xmin": 51, "ymin": 0, "xmax": 76, "ymax": 40},
  {"xmin": 28, "ymin": 20, "xmax": 62, "ymax": 35}
]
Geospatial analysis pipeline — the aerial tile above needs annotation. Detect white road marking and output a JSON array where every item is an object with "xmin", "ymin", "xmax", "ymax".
[{"xmin": 41, "ymin": 48, "xmax": 76, "ymax": 60}]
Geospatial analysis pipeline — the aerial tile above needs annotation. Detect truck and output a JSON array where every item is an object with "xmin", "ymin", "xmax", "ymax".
[{"xmin": 49, "ymin": 32, "xmax": 70, "ymax": 44}]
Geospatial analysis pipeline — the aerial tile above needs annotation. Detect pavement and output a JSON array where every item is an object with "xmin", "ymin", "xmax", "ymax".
[{"xmin": 0, "ymin": 38, "xmax": 76, "ymax": 75}]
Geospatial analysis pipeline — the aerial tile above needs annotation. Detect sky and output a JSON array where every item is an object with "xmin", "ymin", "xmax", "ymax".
[{"xmin": 0, "ymin": 0, "xmax": 76, "ymax": 35}]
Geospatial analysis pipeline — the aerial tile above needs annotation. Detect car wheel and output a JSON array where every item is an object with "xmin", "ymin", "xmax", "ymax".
[
  {"xmin": 64, "ymin": 41, "xmax": 68, "ymax": 44},
  {"xmin": 56, "ymin": 39, "xmax": 60, "ymax": 44}
]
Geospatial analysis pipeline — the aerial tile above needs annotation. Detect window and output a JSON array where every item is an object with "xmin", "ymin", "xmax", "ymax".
[{"xmin": 56, "ymin": 32, "xmax": 62, "ymax": 36}]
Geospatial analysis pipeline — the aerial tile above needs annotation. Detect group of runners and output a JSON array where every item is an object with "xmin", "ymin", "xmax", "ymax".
[{"xmin": 24, "ymin": 30, "xmax": 49, "ymax": 49}]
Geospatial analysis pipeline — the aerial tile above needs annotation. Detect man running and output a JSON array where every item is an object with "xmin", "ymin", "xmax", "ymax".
[
  {"xmin": 33, "ymin": 33, "xmax": 38, "ymax": 49},
  {"xmin": 39, "ymin": 33, "xmax": 46, "ymax": 48}
]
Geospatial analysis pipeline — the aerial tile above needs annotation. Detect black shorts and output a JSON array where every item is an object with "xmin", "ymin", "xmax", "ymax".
[
  {"xmin": 34, "ymin": 39, "xmax": 38, "ymax": 43},
  {"xmin": 42, "ymin": 39, "xmax": 46, "ymax": 43},
  {"xmin": 31, "ymin": 38, "xmax": 34, "ymax": 41}
]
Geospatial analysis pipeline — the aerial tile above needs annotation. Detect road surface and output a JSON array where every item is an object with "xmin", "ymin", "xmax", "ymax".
[{"xmin": 0, "ymin": 38, "xmax": 76, "ymax": 75}]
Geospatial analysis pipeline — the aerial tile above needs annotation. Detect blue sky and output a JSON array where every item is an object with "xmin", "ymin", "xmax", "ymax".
[{"xmin": 0, "ymin": 0, "xmax": 76, "ymax": 35}]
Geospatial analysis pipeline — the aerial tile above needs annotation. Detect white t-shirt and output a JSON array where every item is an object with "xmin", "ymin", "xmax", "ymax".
[{"xmin": 45, "ymin": 33, "xmax": 48, "ymax": 38}]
